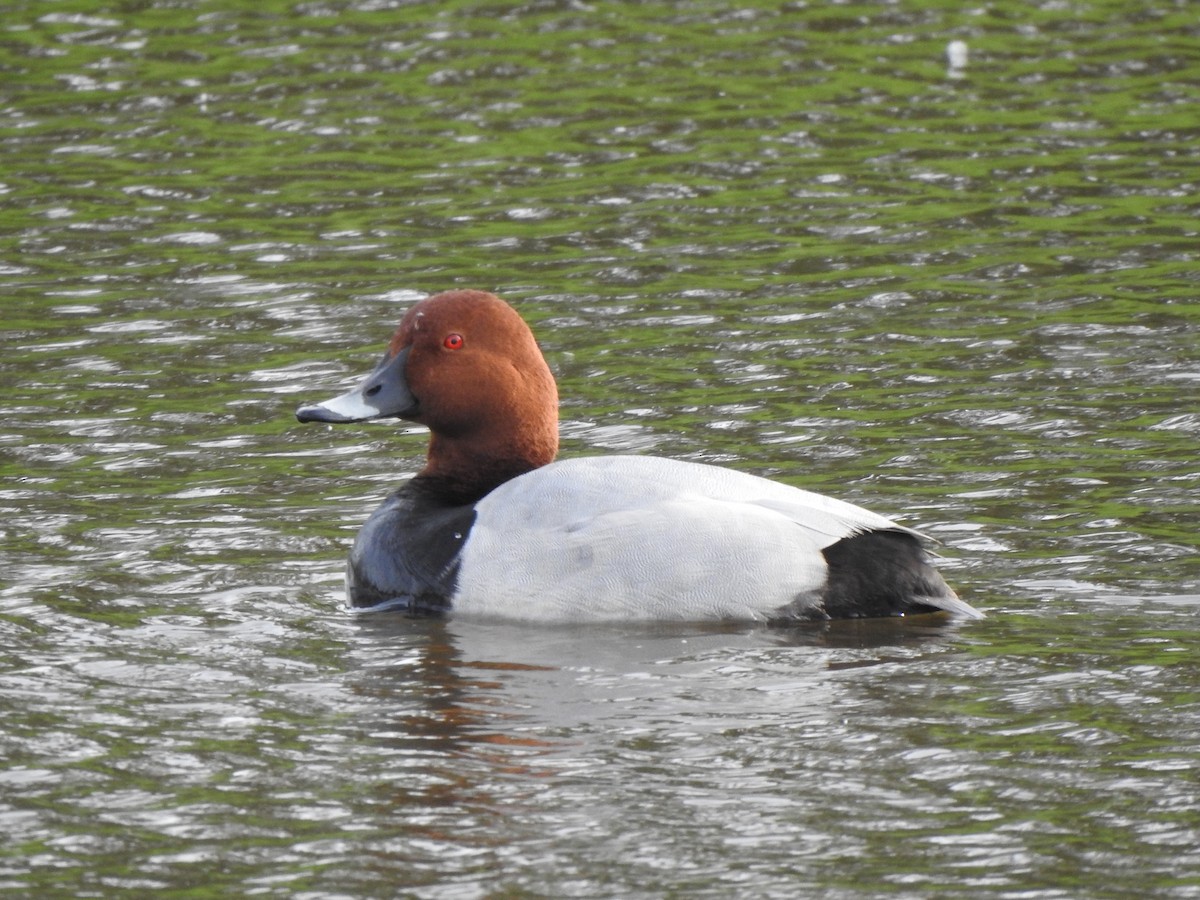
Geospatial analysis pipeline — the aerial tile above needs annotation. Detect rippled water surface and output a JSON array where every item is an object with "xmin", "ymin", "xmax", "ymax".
[{"xmin": 2, "ymin": 1, "xmax": 1198, "ymax": 896}]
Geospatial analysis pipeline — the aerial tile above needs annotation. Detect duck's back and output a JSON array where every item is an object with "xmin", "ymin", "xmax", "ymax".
[{"xmin": 453, "ymin": 455, "xmax": 935, "ymax": 622}]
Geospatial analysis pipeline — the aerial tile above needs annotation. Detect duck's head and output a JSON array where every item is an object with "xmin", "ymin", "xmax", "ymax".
[{"xmin": 297, "ymin": 290, "xmax": 559, "ymax": 495}]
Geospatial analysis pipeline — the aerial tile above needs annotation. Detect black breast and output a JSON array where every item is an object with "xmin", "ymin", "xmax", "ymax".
[{"xmin": 345, "ymin": 480, "xmax": 477, "ymax": 614}]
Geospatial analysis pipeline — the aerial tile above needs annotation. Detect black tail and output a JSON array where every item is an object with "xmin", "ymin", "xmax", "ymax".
[{"xmin": 820, "ymin": 529, "xmax": 979, "ymax": 619}]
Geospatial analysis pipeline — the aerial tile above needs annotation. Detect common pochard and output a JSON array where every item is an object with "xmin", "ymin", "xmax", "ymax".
[{"xmin": 297, "ymin": 290, "xmax": 983, "ymax": 623}]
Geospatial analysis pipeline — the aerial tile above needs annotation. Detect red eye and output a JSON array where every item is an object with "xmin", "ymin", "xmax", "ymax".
[{"xmin": 443, "ymin": 333, "xmax": 464, "ymax": 350}]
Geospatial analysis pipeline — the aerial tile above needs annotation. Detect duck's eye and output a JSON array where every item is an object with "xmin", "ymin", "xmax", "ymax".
[{"xmin": 443, "ymin": 333, "xmax": 465, "ymax": 350}]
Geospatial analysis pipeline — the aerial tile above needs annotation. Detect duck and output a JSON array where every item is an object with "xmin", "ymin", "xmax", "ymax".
[{"xmin": 296, "ymin": 289, "xmax": 983, "ymax": 624}]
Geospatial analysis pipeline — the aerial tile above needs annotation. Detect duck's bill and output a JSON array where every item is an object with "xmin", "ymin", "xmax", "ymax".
[
  {"xmin": 296, "ymin": 347, "xmax": 416, "ymax": 424},
  {"xmin": 296, "ymin": 389, "xmax": 384, "ymax": 424}
]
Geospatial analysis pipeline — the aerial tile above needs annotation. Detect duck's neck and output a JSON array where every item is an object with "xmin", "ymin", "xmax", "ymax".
[
  {"xmin": 416, "ymin": 427, "xmax": 558, "ymax": 505},
  {"xmin": 411, "ymin": 336, "xmax": 560, "ymax": 505}
]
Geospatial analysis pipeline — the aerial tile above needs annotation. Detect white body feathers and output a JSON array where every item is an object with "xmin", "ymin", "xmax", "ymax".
[{"xmin": 454, "ymin": 455, "xmax": 919, "ymax": 622}]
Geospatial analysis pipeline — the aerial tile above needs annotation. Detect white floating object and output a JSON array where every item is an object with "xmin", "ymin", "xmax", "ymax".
[{"xmin": 946, "ymin": 40, "xmax": 969, "ymax": 73}]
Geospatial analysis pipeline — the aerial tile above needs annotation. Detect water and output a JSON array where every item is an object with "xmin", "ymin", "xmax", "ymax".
[{"xmin": 2, "ymin": 1, "xmax": 1198, "ymax": 896}]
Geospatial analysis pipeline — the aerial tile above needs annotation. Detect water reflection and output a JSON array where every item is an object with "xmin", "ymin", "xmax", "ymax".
[
  {"xmin": 343, "ymin": 611, "xmax": 984, "ymax": 753},
  {"xmin": 331, "ymin": 611, "xmax": 989, "ymax": 877}
]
